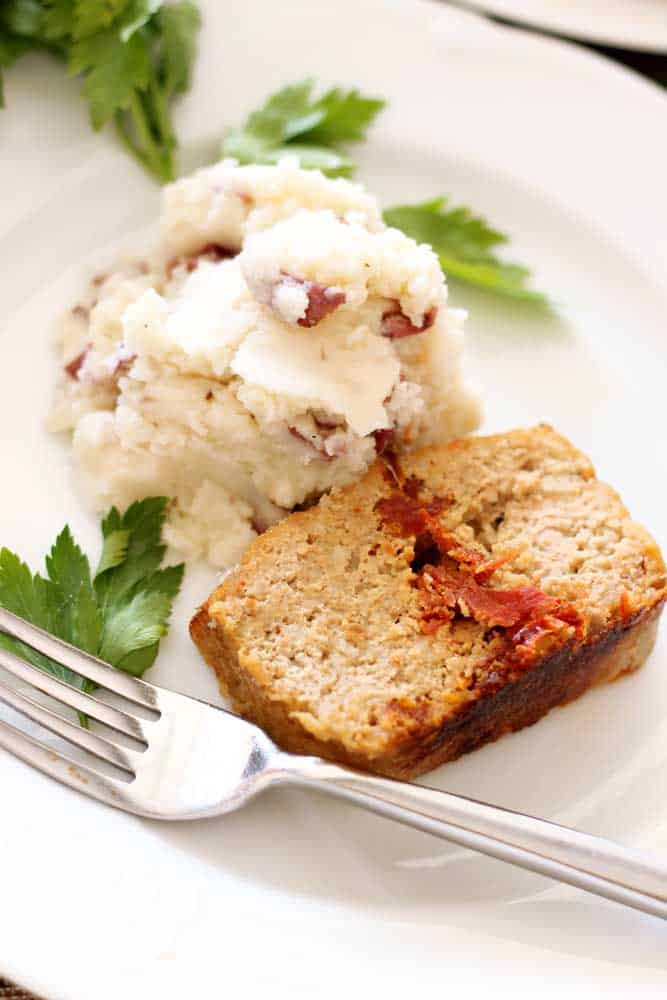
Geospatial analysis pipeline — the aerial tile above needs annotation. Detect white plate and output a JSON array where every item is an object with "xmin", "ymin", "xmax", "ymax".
[
  {"xmin": 457, "ymin": 0, "xmax": 667, "ymax": 53},
  {"xmin": 1, "ymin": 2, "xmax": 667, "ymax": 997}
]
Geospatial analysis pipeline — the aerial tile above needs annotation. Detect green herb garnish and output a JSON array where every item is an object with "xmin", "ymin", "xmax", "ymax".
[
  {"xmin": 0, "ymin": 497, "xmax": 184, "ymax": 725},
  {"xmin": 383, "ymin": 199, "xmax": 547, "ymax": 304},
  {"xmin": 221, "ymin": 78, "xmax": 385, "ymax": 177},
  {"xmin": 0, "ymin": 0, "xmax": 201, "ymax": 181}
]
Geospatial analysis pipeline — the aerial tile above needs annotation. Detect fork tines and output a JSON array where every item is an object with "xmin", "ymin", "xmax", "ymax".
[{"xmin": 0, "ymin": 606, "xmax": 158, "ymax": 801}]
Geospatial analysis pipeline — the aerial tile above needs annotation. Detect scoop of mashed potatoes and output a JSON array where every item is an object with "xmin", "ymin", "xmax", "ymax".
[{"xmin": 49, "ymin": 157, "xmax": 480, "ymax": 568}]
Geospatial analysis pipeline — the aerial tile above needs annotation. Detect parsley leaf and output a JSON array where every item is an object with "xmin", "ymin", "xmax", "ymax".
[
  {"xmin": 95, "ymin": 515, "xmax": 130, "ymax": 577},
  {"xmin": 383, "ymin": 199, "xmax": 547, "ymax": 304},
  {"xmin": 72, "ymin": 0, "xmax": 129, "ymax": 40},
  {"xmin": 222, "ymin": 78, "xmax": 384, "ymax": 177},
  {"xmin": 0, "ymin": 551, "xmax": 72, "ymax": 685},
  {"xmin": 1, "ymin": 0, "xmax": 44, "ymax": 39},
  {"xmin": 155, "ymin": 0, "xmax": 198, "ymax": 97},
  {"xmin": 95, "ymin": 496, "xmax": 171, "ymax": 611},
  {"xmin": 99, "ymin": 588, "xmax": 172, "ymax": 665},
  {"xmin": 93, "ymin": 498, "xmax": 184, "ymax": 677},
  {"xmin": 0, "ymin": 497, "xmax": 184, "ymax": 726},
  {"xmin": 300, "ymin": 87, "xmax": 386, "ymax": 145},
  {"xmin": 0, "ymin": 535, "xmax": 98, "ymax": 697},
  {"xmin": 41, "ymin": 0, "xmax": 76, "ymax": 42},
  {"xmin": 69, "ymin": 24, "xmax": 151, "ymax": 128},
  {"xmin": 45, "ymin": 525, "xmax": 103, "ymax": 657},
  {"xmin": 117, "ymin": 0, "xmax": 161, "ymax": 40},
  {"xmin": 0, "ymin": 550, "xmax": 57, "ymax": 636}
]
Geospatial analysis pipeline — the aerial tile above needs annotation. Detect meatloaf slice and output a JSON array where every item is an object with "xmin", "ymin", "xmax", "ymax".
[{"xmin": 190, "ymin": 425, "xmax": 666, "ymax": 779}]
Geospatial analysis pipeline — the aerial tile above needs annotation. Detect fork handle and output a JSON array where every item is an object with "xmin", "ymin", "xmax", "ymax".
[{"xmin": 279, "ymin": 755, "xmax": 667, "ymax": 919}]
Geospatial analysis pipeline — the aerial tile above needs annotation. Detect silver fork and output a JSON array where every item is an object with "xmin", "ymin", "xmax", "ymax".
[{"xmin": 0, "ymin": 606, "xmax": 665, "ymax": 920}]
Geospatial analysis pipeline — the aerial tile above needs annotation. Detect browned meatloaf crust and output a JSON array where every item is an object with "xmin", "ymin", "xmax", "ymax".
[{"xmin": 190, "ymin": 425, "xmax": 666, "ymax": 779}]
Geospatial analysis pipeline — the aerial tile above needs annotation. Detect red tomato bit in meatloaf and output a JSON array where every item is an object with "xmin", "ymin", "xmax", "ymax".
[{"xmin": 375, "ymin": 481, "xmax": 582, "ymax": 640}]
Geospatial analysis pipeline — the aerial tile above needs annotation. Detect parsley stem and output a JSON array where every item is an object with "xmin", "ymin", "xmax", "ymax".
[
  {"xmin": 128, "ymin": 91, "xmax": 163, "ymax": 177},
  {"xmin": 119, "ymin": 91, "xmax": 174, "ymax": 183},
  {"xmin": 148, "ymin": 81, "xmax": 176, "ymax": 155},
  {"xmin": 1, "ymin": 4, "xmax": 197, "ymax": 185},
  {"xmin": 114, "ymin": 112, "xmax": 153, "ymax": 173},
  {"xmin": 142, "ymin": 84, "xmax": 176, "ymax": 180}
]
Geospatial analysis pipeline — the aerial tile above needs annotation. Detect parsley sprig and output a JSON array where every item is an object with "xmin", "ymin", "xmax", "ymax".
[
  {"xmin": 0, "ymin": 498, "xmax": 184, "ymax": 726},
  {"xmin": 222, "ymin": 79, "xmax": 386, "ymax": 178},
  {"xmin": 0, "ymin": 0, "xmax": 200, "ymax": 182},
  {"xmin": 383, "ymin": 199, "xmax": 547, "ymax": 304}
]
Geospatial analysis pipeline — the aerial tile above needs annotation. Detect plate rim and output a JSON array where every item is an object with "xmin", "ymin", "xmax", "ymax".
[
  {"xmin": 2, "ymin": 1, "xmax": 667, "ymax": 997},
  {"xmin": 454, "ymin": 0, "xmax": 667, "ymax": 54}
]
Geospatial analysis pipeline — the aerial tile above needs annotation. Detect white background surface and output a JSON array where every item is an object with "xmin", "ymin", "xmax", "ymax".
[
  {"xmin": 0, "ymin": 1, "xmax": 666, "ymax": 996},
  {"xmin": 457, "ymin": 0, "xmax": 667, "ymax": 52}
]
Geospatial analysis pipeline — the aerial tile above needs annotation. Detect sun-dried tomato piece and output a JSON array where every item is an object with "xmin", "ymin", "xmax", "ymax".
[
  {"xmin": 375, "ymin": 480, "xmax": 582, "ymax": 639},
  {"xmin": 375, "ymin": 489, "xmax": 447, "ymax": 536},
  {"xmin": 373, "ymin": 427, "xmax": 396, "ymax": 456},
  {"xmin": 419, "ymin": 563, "xmax": 558, "ymax": 629}
]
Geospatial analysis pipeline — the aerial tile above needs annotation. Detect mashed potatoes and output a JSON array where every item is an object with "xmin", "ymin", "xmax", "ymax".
[{"xmin": 49, "ymin": 158, "xmax": 479, "ymax": 568}]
